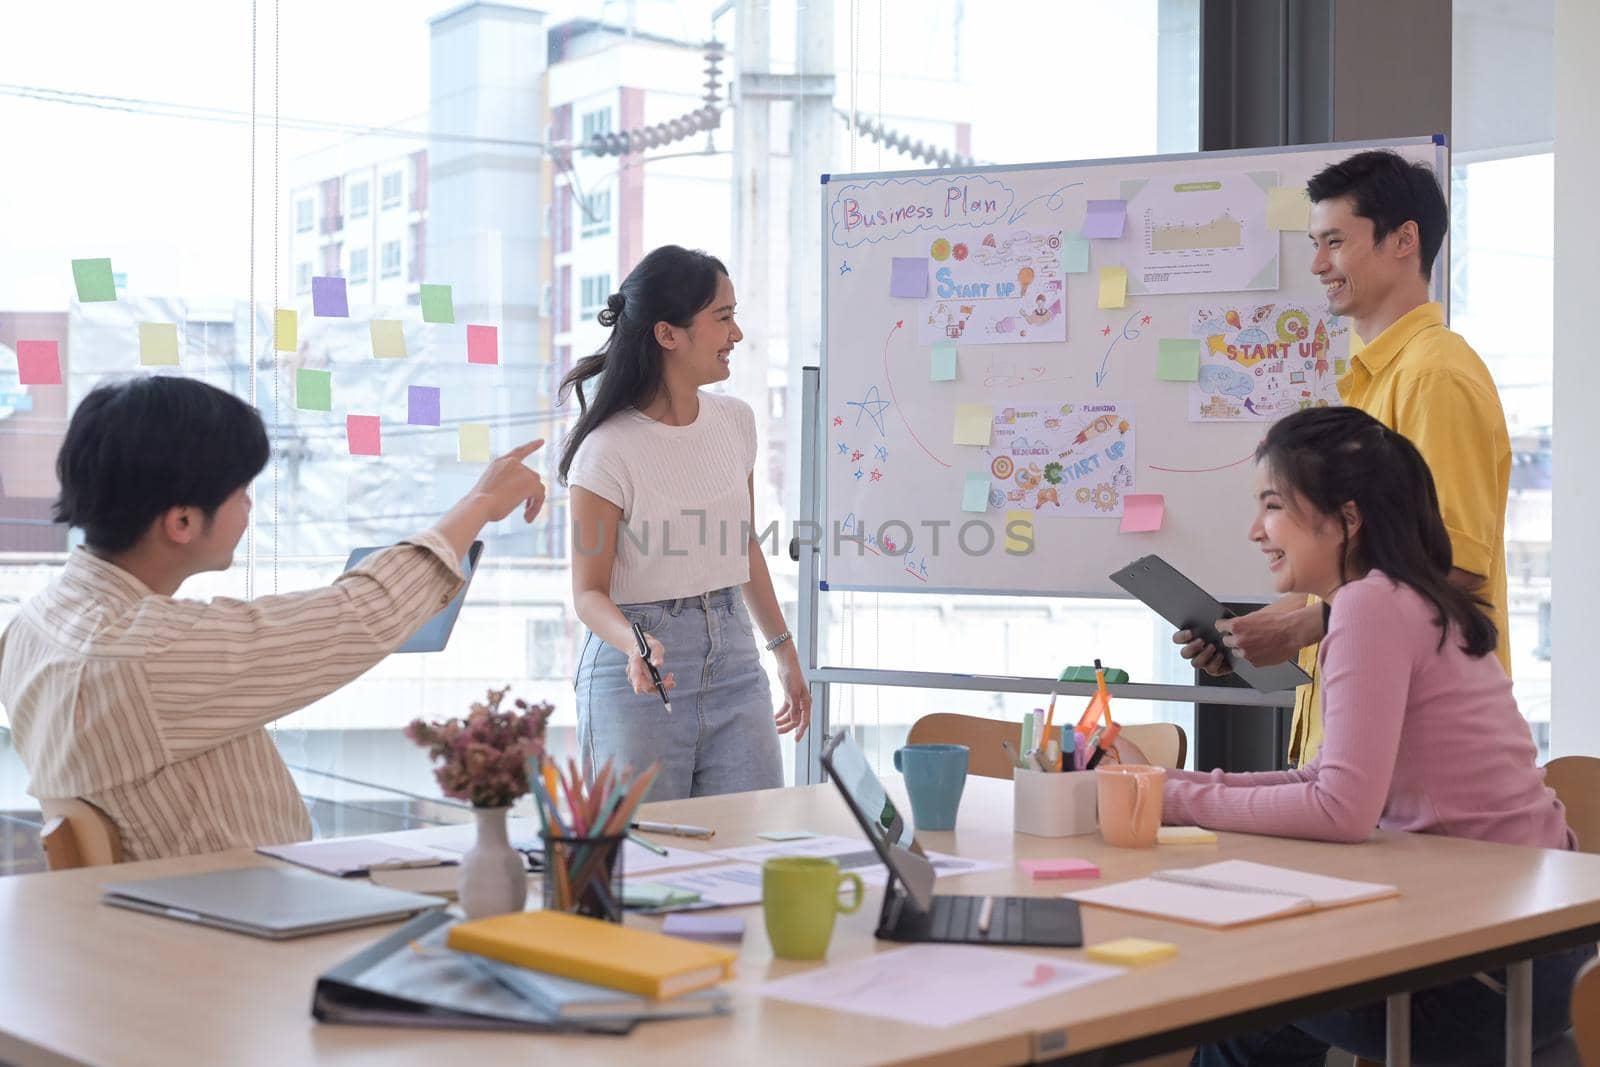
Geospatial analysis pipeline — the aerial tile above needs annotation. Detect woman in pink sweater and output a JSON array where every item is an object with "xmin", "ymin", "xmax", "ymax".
[{"xmin": 1174, "ymin": 406, "xmax": 1590, "ymax": 1066}]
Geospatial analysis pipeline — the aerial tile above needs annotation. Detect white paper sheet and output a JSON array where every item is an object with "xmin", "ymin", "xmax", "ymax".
[{"xmin": 710, "ymin": 834, "xmax": 1004, "ymax": 887}]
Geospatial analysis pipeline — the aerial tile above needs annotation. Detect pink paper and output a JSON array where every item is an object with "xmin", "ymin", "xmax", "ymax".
[
  {"xmin": 1119, "ymin": 493, "xmax": 1165, "ymax": 533},
  {"xmin": 16, "ymin": 340, "xmax": 62, "ymax": 385},
  {"xmin": 1018, "ymin": 858, "xmax": 1100, "ymax": 880},
  {"xmin": 347, "ymin": 415, "xmax": 382, "ymax": 456},
  {"xmin": 467, "ymin": 324, "xmax": 499, "ymax": 365}
]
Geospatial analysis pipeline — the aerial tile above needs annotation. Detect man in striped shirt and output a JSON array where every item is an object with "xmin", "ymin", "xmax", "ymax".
[{"xmin": 0, "ymin": 377, "xmax": 546, "ymax": 861}]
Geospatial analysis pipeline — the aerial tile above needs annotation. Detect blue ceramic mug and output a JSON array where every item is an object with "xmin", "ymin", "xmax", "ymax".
[{"xmin": 892, "ymin": 743, "xmax": 969, "ymax": 831}]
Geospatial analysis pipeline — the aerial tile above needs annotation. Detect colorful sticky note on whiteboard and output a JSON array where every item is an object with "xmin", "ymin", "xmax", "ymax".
[
  {"xmin": 370, "ymin": 319, "xmax": 407, "ymax": 358},
  {"xmin": 930, "ymin": 341, "xmax": 958, "ymax": 381},
  {"xmin": 71, "ymin": 258, "xmax": 117, "ymax": 302},
  {"xmin": 15, "ymin": 340, "xmax": 62, "ymax": 385},
  {"xmin": 138, "ymin": 323, "xmax": 179, "ymax": 366},
  {"xmin": 1266, "ymin": 186, "xmax": 1311, "ymax": 230},
  {"xmin": 1082, "ymin": 200, "xmax": 1127, "ymax": 239},
  {"xmin": 1156, "ymin": 338, "xmax": 1201, "ymax": 381},
  {"xmin": 1097, "ymin": 267, "xmax": 1128, "ymax": 310},
  {"xmin": 274, "ymin": 309, "xmax": 298, "ymax": 352},
  {"xmin": 466, "ymin": 324, "xmax": 499, "ymax": 365},
  {"xmin": 311, "ymin": 276, "xmax": 349, "ymax": 317},
  {"xmin": 419, "ymin": 284, "xmax": 455, "ymax": 324},
  {"xmin": 1120, "ymin": 493, "xmax": 1165, "ymax": 533},
  {"xmin": 458, "ymin": 423, "xmax": 491, "ymax": 462},
  {"xmin": 953, "ymin": 404, "xmax": 993, "ymax": 445},
  {"xmin": 296, "ymin": 368, "xmax": 332, "ymax": 411},
  {"xmin": 408, "ymin": 385, "xmax": 441, "ymax": 426},
  {"xmin": 1059, "ymin": 233, "xmax": 1090, "ymax": 273},
  {"xmin": 889, "ymin": 257, "xmax": 929, "ymax": 298},
  {"xmin": 347, "ymin": 415, "xmax": 381, "ymax": 456},
  {"xmin": 961, "ymin": 472, "xmax": 990, "ymax": 513}
]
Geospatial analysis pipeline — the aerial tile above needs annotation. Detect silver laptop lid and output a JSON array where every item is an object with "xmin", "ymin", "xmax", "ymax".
[{"xmin": 821, "ymin": 733, "xmax": 936, "ymax": 912}]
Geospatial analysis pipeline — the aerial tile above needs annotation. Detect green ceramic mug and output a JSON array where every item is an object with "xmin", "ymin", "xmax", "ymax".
[{"xmin": 762, "ymin": 856, "xmax": 865, "ymax": 960}]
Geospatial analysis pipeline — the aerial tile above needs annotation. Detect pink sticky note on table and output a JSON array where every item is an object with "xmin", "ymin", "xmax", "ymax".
[
  {"xmin": 16, "ymin": 340, "xmax": 62, "ymax": 385},
  {"xmin": 347, "ymin": 415, "xmax": 381, "ymax": 456},
  {"xmin": 467, "ymin": 324, "xmax": 499, "ymax": 365},
  {"xmin": 1019, "ymin": 858, "xmax": 1100, "ymax": 880},
  {"xmin": 1120, "ymin": 493, "xmax": 1165, "ymax": 533}
]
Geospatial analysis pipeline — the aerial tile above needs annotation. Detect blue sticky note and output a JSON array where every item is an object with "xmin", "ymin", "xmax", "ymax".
[
  {"xmin": 962, "ymin": 472, "xmax": 990, "ymax": 513},
  {"xmin": 311, "ymin": 276, "xmax": 349, "ymax": 317},
  {"xmin": 1082, "ymin": 199, "xmax": 1128, "ymax": 239},
  {"xmin": 890, "ymin": 257, "xmax": 929, "ymax": 298},
  {"xmin": 408, "ymin": 385, "xmax": 441, "ymax": 426},
  {"xmin": 1060, "ymin": 233, "xmax": 1090, "ymax": 273},
  {"xmin": 931, "ymin": 341, "xmax": 958, "ymax": 381}
]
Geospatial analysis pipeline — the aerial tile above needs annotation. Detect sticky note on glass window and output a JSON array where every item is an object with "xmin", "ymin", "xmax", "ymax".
[
  {"xmin": 1097, "ymin": 266, "xmax": 1127, "ymax": 309},
  {"xmin": 953, "ymin": 404, "xmax": 993, "ymax": 445},
  {"xmin": 408, "ymin": 385, "xmax": 440, "ymax": 426},
  {"xmin": 347, "ymin": 415, "xmax": 381, "ymax": 456},
  {"xmin": 312, "ymin": 276, "xmax": 349, "ymax": 317},
  {"xmin": 1157, "ymin": 338, "xmax": 1201, "ymax": 381},
  {"xmin": 370, "ymin": 319, "xmax": 407, "ymax": 358},
  {"xmin": 1085, "ymin": 938, "xmax": 1178, "ymax": 966},
  {"xmin": 71, "ymin": 258, "xmax": 116, "ymax": 302},
  {"xmin": 1082, "ymin": 199, "xmax": 1127, "ymax": 239},
  {"xmin": 274, "ymin": 309, "xmax": 298, "ymax": 352},
  {"xmin": 419, "ymin": 283, "xmax": 455, "ymax": 323},
  {"xmin": 296, "ymin": 368, "xmax": 332, "ymax": 411},
  {"xmin": 1267, "ymin": 186, "xmax": 1311, "ymax": 230},
  {"xmin": 1119, "ymin": 493, "xmax": 1165, "ymax": 533},
  {"xmin": 889, "ymin": 257, "xmax": 929, "ymax": 298},
  {"xmin": 1059, "ymin": 233, "xmax": 1090, "ymax": 273},
  {"xmin": 930, "ymin": 341, "xmax": 958, "ymax": 381},
  {"xmin": 138, "ymin": 323, "xmax": 179, "ymax": 366},
  {"xmin": 16, "ymin": 340, "xmax": 62, "ymax": 385},
  {"xmin": 458, "ymin": 423, "xmax": 491, "ymax": 462},
  {"xmin": 1004, "ymin": 510, "xmax": 1034, "ymax": 554},
  {"xmin": 962, "ymin": 472, "xmax": 990, "ymax": 513},
  {"xmin": 467, "ymin": 324, "xmax": 499, "ymax": 365}
]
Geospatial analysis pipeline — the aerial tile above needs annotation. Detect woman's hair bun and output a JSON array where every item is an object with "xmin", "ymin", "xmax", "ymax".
[{"xmin": 597, "ymin": 291, "xmax": 625, "ymax": 328}]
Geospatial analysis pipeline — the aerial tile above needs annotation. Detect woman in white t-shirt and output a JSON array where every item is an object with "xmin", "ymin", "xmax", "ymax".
[{"xmin": 559, "ymin": 245, "xmax": 808, "ymax": 799}]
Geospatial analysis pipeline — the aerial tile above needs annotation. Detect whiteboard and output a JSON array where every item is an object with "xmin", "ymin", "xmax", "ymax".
[{"xmin": 819, "ymin": 137, "xmax": 1446, "ymax": 602}]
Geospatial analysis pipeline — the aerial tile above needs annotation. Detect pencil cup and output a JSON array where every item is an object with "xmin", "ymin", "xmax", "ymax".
[
  {"xmin": 1012, "ymin": 768, "xmax": 1099, "ymax": 837},
  {"xmin": 541, "ymin": 831, "xmax": 626, "ymax": 923}
]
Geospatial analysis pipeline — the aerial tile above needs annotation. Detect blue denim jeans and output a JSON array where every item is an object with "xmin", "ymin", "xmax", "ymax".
[
  {"xmin": 574, "ymin": 587, "xmax": 783, "ymax": 801},
  {"xmin": 1191, "ymin": 943, "xmax": 1596, "ymax": 1067}
]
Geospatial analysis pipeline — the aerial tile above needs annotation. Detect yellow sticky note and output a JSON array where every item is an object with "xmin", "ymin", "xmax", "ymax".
[
  {"xmin": 274, "ymin": 309, "xmax": 297, "ymax": 353},
  {"xmin": 1267, "ymin": 186, "xmax": 1311, "ymax": 230},
  {"xmin": 953, "ymin": 404, "xmax": 993, "ymax": 446},
  {"xmin": 370, "ymin": 319, "xmax": 407, "ymax": 359},
  {"xmin": 1004, "ymin": 510, "xmax": 1034, "ymax": 555},
  {"xmin": 1097, "ymin": 266, "xmax": 1127, "ymax": 310},
  {"xmin": 1086, "ymin": 938, "xmax": 1179, "ymax": 966},
  {"xmin": 1157, "ymin": 826, "xmax": 1218, "ymax": 845},
  {"xmin": 138, "ymin": 323, "xmax": 179, "ymax": 366},
  {"xmin": 458, "ymin": 423, "xmax": 491, "ymax": 462}
]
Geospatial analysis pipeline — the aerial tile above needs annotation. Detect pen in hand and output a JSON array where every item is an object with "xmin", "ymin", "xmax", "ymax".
[{"xmin": 631, "ymin": 621, "xmax": 673, "ymax": 714}]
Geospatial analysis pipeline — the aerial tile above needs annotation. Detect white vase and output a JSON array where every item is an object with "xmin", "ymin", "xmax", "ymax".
[{"xmin": 458, "ymin": 806, "xmax": 527, "ymax": 919}]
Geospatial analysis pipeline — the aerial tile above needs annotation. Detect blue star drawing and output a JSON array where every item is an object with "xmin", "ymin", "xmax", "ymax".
[
  {"xmin": 874, "ymin": 445, "xmax": 889, "ymax": 461},
  {"xmin": 846, "ymin": 386, "xmax": 891, "ymax": 436},
  {"xmin": 853, "ymin": 469, "xmax": 864, "ymax": 480},
  {"xmin": 839, "ymin": 260, "xmax": 852, "ymax": 275},
  {"xmin": 836, "ymin": 441, "xmax": 850, "ymax": 455}
]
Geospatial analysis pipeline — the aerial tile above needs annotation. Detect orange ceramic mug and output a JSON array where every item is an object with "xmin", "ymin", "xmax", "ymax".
[{"xmin": 1095, "ymin": 763, "xmax": 1166, "ymax": 848}]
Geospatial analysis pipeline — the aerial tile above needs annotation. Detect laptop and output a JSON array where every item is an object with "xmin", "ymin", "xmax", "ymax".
[
  {"xmin": 101, "ymin": 866, "xmax": 446, "ymax": 940},
  {"xmin": 820, "ymin": 732, "xmax": 1083, "ymax": 948},
  {"xmin": 343, "ymin": 539, "xmax": 482, "ymax": 653}
]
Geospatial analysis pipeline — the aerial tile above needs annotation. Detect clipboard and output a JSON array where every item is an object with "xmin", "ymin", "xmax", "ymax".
[{"xmin": 1109, "ymin": 554, "xmax": 1312, "ymax": 693}]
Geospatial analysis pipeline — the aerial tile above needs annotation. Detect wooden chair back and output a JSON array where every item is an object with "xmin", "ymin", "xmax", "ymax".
[
  {"xmin": 38, "ymin": 798, "xmax": 124, "ymax": 871},
  {"xmin": 905, "ymin": 712, "xmax": 1187, "ymax": 777},
  {"xmin": 1545, "ymin": 755, "xmax": 1600, "ymax": 854}
]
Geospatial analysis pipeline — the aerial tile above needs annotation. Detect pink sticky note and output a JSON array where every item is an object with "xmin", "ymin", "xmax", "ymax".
[
  {"xmin": 347, "ymin": 415, "xmax": 381, "ymax": 456},
  {"xmin": 1120, "ymin": 493, "xmax": 1165, "ymax": 533},
  {"xmin": 16, "ymin": 340, "xmax": 62, "ymax": 385},
  {"xmin": 1019, "ymin": 858, "xmax": 1100, "ymax": 880},
  {"xmin": 467, "ymin": 324, "xmax": 499, "ymax": 365}
]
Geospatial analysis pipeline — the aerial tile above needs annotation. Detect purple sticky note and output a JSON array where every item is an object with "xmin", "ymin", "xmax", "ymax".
[
  {"xmin": 347, "ymin": 415, "xmax": 381, "ymax": 456},
  {"xmin": 889, "ymin": 257, "xmax": 929, "ymax": 298},
  {"xmin": 408, "ymin": 385, "xmax": 441, "ymax": 426},
  {"xmin": 1120, "ymin": 493, "xmax": 1165, "ymax": 533},
  {"xmin": 311, "ymin": 276, "xmax": 349, "ymax": 317},
  {"xmin": 1082, "ymin": 199, "xmax": 1128, "ymax": 239},
  {"xmin": 16, "ymin": 340, "xmax": 62, "ymax": 385},
  {"xmin": 467, "ymin": 324, "xmax": 499, "ymax": 365}
]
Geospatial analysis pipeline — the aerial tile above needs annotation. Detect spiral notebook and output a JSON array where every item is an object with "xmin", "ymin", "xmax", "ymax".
[{"xmin": 1066, "ymin": 860, "xmax": 1397, "ymax": 928}]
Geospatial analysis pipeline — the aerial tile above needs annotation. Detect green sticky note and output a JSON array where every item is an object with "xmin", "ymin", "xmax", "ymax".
[
  {"xmin": 420, "ymin": 284, "xmax": 455, "ymax": 324},
  {"xmin": 71, "ymin": 258, "xmax": 117, "ymax": 302},
  {"xmin": 953, "ymin": 404, "xmax": 993, "ymax": 446},
  {"xmin": 622, "ymin": 883, "xmax": 702, "ymax": 908},
  {"xmin": 138, "ymin": 323, "xmax": 179, "ymax": 366},
  {"xmin": 296, "ymin": 368, "xmax": 332, "ymax": 411},
  {"xmin": 1059, "ymin": 233, "xmax": 1090, "ymax": 273},
  {"xmin": 962, "ymin": 472, "xmax": 990, "ymax": 513},
  {"xmin": 756, "ymin": 830, "xmax": 818, "ymax": 842},
  {"xmin": 1157, "ymin": 338, "xmax": 1201, "ymax": 381},
  {"xmin": 931, "ymin": 341, "xmax": 958, "ymax": 381}
]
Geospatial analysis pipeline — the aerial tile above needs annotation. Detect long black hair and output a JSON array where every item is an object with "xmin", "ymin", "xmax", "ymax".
[
  {"xmin": 557, "ymin": 245, "xmax": 728, "ymax": 485},
  {"xmin": 1257, "ymin": 406, "xmax": 1497, "ymax": 658}
]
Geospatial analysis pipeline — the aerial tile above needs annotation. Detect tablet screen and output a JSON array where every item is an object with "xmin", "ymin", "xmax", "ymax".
[{"xmin": 342, "ymin": 540, "xmax": 482, "ymax": 653}]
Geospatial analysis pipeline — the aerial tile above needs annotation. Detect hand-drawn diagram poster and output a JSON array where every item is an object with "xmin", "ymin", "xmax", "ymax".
[{"xmin": 1187, "ymin": 303, "xmax": 1348, "ymax": 421}]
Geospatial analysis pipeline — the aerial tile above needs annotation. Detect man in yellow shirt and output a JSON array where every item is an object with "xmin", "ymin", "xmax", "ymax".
[{"xmin": 1177, "ymin": 149, "xmax": 1511, "ymax": 765}]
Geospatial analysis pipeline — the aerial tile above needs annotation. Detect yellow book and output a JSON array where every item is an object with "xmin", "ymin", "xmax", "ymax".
[
  {"xmin": 447, "ymin": 911, "xmax": 737, "ymax": 1000},
  {"xmin": 1085, "ymin": 937, "xmax": 1179, "ymax": 966}
]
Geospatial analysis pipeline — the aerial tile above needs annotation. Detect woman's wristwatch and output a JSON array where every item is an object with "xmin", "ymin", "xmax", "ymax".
[{"xmin": 764, "ymin": 630, "xmax": 793, "ymax": 652}]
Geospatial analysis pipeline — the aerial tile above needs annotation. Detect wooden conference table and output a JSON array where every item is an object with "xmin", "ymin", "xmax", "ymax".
[{"xmin": 2, "ymin": 775, "xmax": 1600, "ymax": 1067}]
